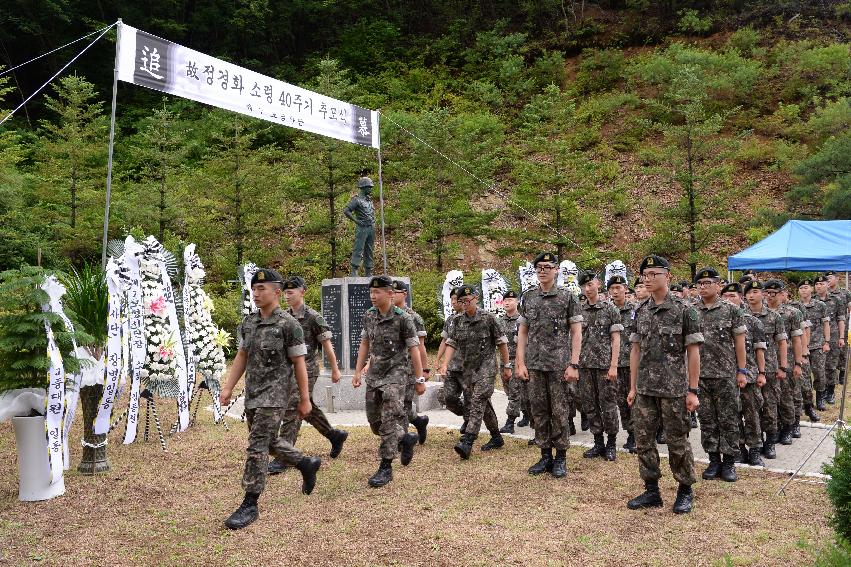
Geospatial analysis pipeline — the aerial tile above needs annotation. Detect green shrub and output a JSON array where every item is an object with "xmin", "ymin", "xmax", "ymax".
[
  {"xmin": 813, "ymin": 538, "xmax": 851, "ymax": 567},
  {"xmin": 823, "ymin": 426, "xmax": 851, "ymax": 542},
  {"xmin": 727, "ymin": 27, "xmax": 761, "ymax": 56},
  {"xmin": 575, "ymin": 49, "xmax": 626, "ymax": 94},
  {"xmin": 677, "ymin": 8, "xmax": 714, "ymax": 35}
]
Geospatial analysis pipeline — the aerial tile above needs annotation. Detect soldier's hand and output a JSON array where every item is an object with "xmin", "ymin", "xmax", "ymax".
[
  {"xmin": 219, "ymin": 387, "xmax": 232, "ymax": 406},
  {"xmin": 685, "ymin": 392, "xmax": 700, "ymax": 412},
  {"xmin": 793, "ymin": 364, "xmax": 802, "ymax": 378},
  {"xmin": 840, "ymin": 338, "xmax": 846, "ymax": 349},
  {"xmin": 823, "ymin": 343, "xmax": 830, "ymax": 353},
  {"xmin": 502, "ymin": 367, "xmax": 512, "ymax": 383},
  {"xmin": 439, "ymin": 365, "xmax": 448, "ymax": 376},
  {"xmin": 415, "ymin": 382, "xmax": 426, "ymax": 395},
  {"xmin": 736, "ymin": 374, "xmax": 747, "ymax": 388},
  {"xmin": 516, "ymin": 364, "xmax": 529, "ymax": 381},
  {"xmin": 756, "ymin": 374, "xmax": 766, "ymax": 387},
  {"xmin": 564, "ymin": 365, "xmax": 579, "ymax": 382},
  {"xmin": 297, "ymin": 397, "xmax": 312, "ymax": 419},
  {"xmin": 776, "ymin": 369, "xmax": 786, "ymax": 380},
  {"xmin": 352, "ymin": 373, "xmax": 362, "ymax": 388},
  {"xmin": 331, "ymin": 367, "xmax": 342, "ymax": 383},
  {"xmin": 627, "ymin": 388, "xmax": 636, "ymax": 407},
  {"xmin": 606, "ymin": 366, "xmax": 617, "ymax": 381}
]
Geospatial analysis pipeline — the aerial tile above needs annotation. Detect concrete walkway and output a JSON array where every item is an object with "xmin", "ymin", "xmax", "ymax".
[{"xmin": 222, "ymin": 389, "xmax": 841, "ymax": 479}]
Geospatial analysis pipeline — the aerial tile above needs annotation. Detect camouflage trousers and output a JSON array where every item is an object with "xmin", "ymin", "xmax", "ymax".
[
  {"xmin": 365, "ymin": 383, "xmax": 407, "ymax": 461},
  {"xmin": 738, "ymin": 383, "xmax": 763, "ymax": 448},
  {"xmin": 777, "ymin": 375, "xmax": 797, "ymax": 428},
  {"xmin": 442, "ymin": 371, "xmax": 466, "ymax": 418},
  {"xmin": 810, "ymin": 349, "xmax": 827, "ymax": 392},
  {"xmin": 528, "ymin": 369, "xmax": 574, "ymax": 450},
  {"xmin": 278, "ymin": 372, "xmax": 333, "ymax": 447},
  {"xmin": 616, "ymin": 366, "xmax": 632, "ymax": 432},
  {"xmin": 403, "ymin": 383, "xmax": 418, "ymax": 428},
  {"xmin": 799, "ymin": 358, "xmax": 814, "ymax": 408},
  {"xmin": 760, "ymin": 375, "xmax": 780, "ymax": 438},
  {"xmin": 579, "ymin": 368, "xmax": 620, "ymax": 436},
  {"xmin": 633, "ymin": 394, "xmax": 696, "ymax": 486},
  {"xmin": 839, "ymin": 344, "xmax": 848, "ymax": 383},
  {"xmin": 505, "ymin": 373, "xmax": 531, "ymax": 419},
  {"xmin": 825, "ymin": 342, "xmax": 840, "ymax": 388},
  {"xmin": 243, "ymin": 407, "xmax": 304, "ymax": 494},
  {"xmin": 463, "ymin": 377, "xmax": 500, "ymax": 437},
  {"xmin": 697, "ymin": 376, "xmax": 741, "ymax": 456}
]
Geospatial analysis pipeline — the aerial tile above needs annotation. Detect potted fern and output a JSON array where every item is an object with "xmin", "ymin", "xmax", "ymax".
[
  {"xmin": 60, "ymin": 263, "xmax": 110, "ymax": 474},
  {"xmin": 0, "ymin": 265, "xmax": 89, "ymax": 500}
]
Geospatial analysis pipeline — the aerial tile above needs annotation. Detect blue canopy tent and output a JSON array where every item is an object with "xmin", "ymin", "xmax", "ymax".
[{"xmin": 728, "ymin": 220, "xmax": 851, "ymax": 272}]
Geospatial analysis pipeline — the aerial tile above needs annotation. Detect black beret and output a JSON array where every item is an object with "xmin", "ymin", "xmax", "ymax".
[
  {"xmin": 695, "ymin": 268, "xmax": 719, "ymax": 282},
  {"xmin": 669, "ymin": 283, "xmax": 683, "ymax": 293},
  {"xmin": 450, "ymin": 286, "xmax": 463, "ymax": 298},
  {"xmin": 639, "ymin": 255, "xmax": 669, "ymax": 274},
  {"xmin": 633, "ymin": 278, "xmax": 644, "ymax": 287},
  {"xmin": 283, "ymin": 276, "xmax": 306, "ymax": 290},
  {"xmin": 369, "ymin": 275, "xmax": 393, "ymax": 289},
  {"xmin": 533, "ymin": 252, "xmax": 558, "ymax": 266},
  {"xmin": 504, "ymin": 290, "xmax": 519, "ymax": 299},
  {"xmin": 743, "ymin": 280, "xmax": 763, "ymax": 294},
  {"xmin": 798, "ymin": 278, "xmax": 814, "ymax": 287},
  {"xmin": 738, "ymin": 275, "xmax": 754, "ymax": 284},
  {"xmin": 721, "ymin": 282, "xmax": 741, "ymax": 295},
  {"xmin": 763, "ymin": 279, "xmax": 784, "ymax": 291},
  {"xmin": 456, "ymin": 285, "xmax": 478, "ymax": 299},
  {"xmin": 391, "ymin": 280, "xmax": 408, "ymax": 293},
  {"xmin": 578, "ymin": 271, "xmax": 598, "ymax": 286},
  {"xmin": 607, "ymin": 275, "xmax": 628, "ymax": 287},
  {"xmin": 250, "ymin": 268, "xmax": 283, "ymax": 286},
  {"xmin": 814, "ymin": 275, "xmax": 828, "ymax": 284},
  {"xmin": 825, "ymin": 270, "xmax": 837, "ymax": 277}
]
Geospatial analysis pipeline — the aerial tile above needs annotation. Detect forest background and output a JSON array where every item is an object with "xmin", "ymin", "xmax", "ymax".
[{"xmin": 2, "ymin": 0, "xmax": 851, "ymax": 344}]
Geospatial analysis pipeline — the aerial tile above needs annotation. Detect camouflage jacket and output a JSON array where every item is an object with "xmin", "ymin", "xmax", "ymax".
[
  {"xmin": 748, "ymin": 306, "xmax": 787, "ymax": 374},
  {"xmin": 778, "ymin": 303, "xmax": 804, "ymax": 365},
  {"xmin": 614, "ymin": 301, "xmax": 636, "ymax": 368},
  {"xmin": 441, "ymin": 313, "xmax": 464, "ymax": 372},
  {"xmin": 741, "ymin": 311, "xmax": 767, "ymax": 383},
  {"xmin": 361, "ymin": 306, "xmax": 419, "ymax": 388},
  {"xmin": 578, "ymin": 299, "xmax": 624, "ymax": 369},
  {"xmin": 695, "ymin": 298, "xmax": 747, "ymax": 379},
  {"xmin": 801, "ymin": 299, "xmax": 829, "ymax": 350},
  {"xmin": 287, "ymin": 303, "xmax": 333, "ymax": 377},
  {"xmin": 518, "ymin": 286, "xmax": 583, "ymax": 371},
  {"xmin": 819, "ymin": 293, "xmax": 846, "ymax": 346},
  {"xmin": 400, "ymin": 305, "xmax": 427, "ymax": 382},
  {"xmin": 447, "ymin": 308, "xmax": 508, "ymax": 383},
  {"xmin": 630, "ymin": 293, "xmax": 704, "ymax": 398},
  {"xmin": 498, "ymin": 312, "xmax": 521, "ymax": 360},
  {"xmin": 238, "ymin": 307, "xmax": 307, "ymax": 409}
]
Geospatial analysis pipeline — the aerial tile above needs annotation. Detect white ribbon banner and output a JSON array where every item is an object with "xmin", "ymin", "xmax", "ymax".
[
  {"xmin": 481, "ymin": 269, "xmax": 508, "ymax": 317},
  {"xmin": 123, "ymin": 239, "xmax": 146, "ymax": 444},
  {"xmin": 160, "ymin": 259, "xmax": 190, "ymax": 432},
  {"xmin": 94, "ymin": 261, "xmax": 124, "ymax": 435},
  {"xmin": 441, "ymin": 270, "xmax": 464, "ymax": 320},
  {"xmin": 117, "ymin": 23, "xmax": 380, "ymax": 148},
  {"xmin": 41, "ymin": 304, "xmax": 65, "ymax": 485},
  {"xmin": 182, "ymin": 246, "xmax": 197, "ymax": 401}
]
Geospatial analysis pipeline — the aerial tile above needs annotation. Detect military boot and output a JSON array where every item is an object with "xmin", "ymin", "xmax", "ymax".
[
  {"xmin": 627, "ymin": 479, "xmax": 663, "ymax": 510},
  {"xmin": 224, "ymin": 492, "xmax": 259, "ymax": 530},
  {"xmin": 583, "ymin": 433, "xmax": 605, "ymax": 458},
  {"xmin": 778, "ymin": 425, "xmax": 793, "ymax": 446},
  {"xmin": 762, "ymin": 435, "xmax": 777, "ymax": 459},
  {"xmin": 267, "ymin": 460, "xmax": 289, "ymax": 475},
  {"xmin": 826, "ymin": 384, "xmax": 836, "ymax": 404},
  {"xmin": 720, "ymin": 454, "xmax": 737, "ymax": 482},
  {"xmin": 748, "ymin": 447, "xmax": 765, "ymax": 467},
  {"xmin": 702, "ymin": 452, "xmax": 721, "ymax": 480},
  {"xmin": 551, "ymin": 449, "xmax": 568, "ymax": 478},
  {"xmin": 569, "ymin": 419, "xmax": 577, "ymax": 436},
  {"xmin": 736, "ymin": 444, "xmax": 748, "ymax": 464},
  {"xmin": 816, "ymin": 390, "xmax": 826, "ymax": 411},
  {"xmin": 481, "ymin": 433, "xmax": 504, "ymax": 451},
  {"xmin": 805, "ymin": 404, "xmax": 821, "ymax": 422},
  {"xmin": 580, "ymin": 412, "xmax": 589, "ymax": 431},
  {"xmin": 296, "ymin": 456, "xmax": 321, "ymax": 495},
  {"xmin": 328, "ymin": 429, "xmax": 349, "ymax": 458},
  {"xmin": 528, "ymin": 448, "xmax": 553, "ymax": 475},
  {"xmin": 690, "ymin": 412, "xmax": 698, "ymax": 429},
  {"xmin": 459, "ymin": 419, "xmax": 468, "ymax": 435},
  {"xmin": 412, "ymin": 415, "xmax": 429, "ymax": 445},
  {"xmin": 792, "ymin": 418, "xmax": 802, "ymax": 438},
  {"xmin": 399, "ymin": 432, "xmax": 418, "ymax": 465},
  {"xmin": 527, "ymin": 438, "xmax": 536, "ymax": 446},
  {"xmin": 623, "ymin": 430, "xmax": 636, "ymax": 453},
  {"xmin": 604, "ymin": 434, "xmax": 617, "ymax": 462},
  {"xmin": 499, "ymin": 417, "xmax": 515, "ymax": 434},
  {"xmin": 454, "ymin": 433, "xmax": 475, "ymax": 460},
  {"xmin": 656, "ymin": 427, "xmax": 667, "ymax": 445},
  {"xmin": 672, "ymin": 484, "xmax": 694, "ymax": 514},
  {"xmin": 367, "ymin": 459, "xmax": 393, "ymax": 488},
  {"xmin": 517, "ymin": 412, "xmax": 530, "ymax": 427}
]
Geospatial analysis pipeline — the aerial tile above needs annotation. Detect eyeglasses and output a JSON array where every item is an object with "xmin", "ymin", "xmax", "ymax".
[
  {"xmin": 696, "ymin": 281, "xmax": 716, "ymax": 287},
  {"xmin": 764, "ymin": 291, "xmax": 779, "ymax": 296},
  {"xmin": 642, "ymin": 271, "xmax": 668, "ymax": 279},
  {"xmin": 535, "ymin": 265, "xmax": 557, "ymax": 272}
]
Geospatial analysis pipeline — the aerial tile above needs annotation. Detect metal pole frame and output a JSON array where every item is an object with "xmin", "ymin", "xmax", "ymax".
[
  {"xmin": 376, "ymin": 115, "xmax": 388, "ymax": 275},
  {"xmin": 101, "ymin": 19, "xmax": 122, "ymax": 268}
]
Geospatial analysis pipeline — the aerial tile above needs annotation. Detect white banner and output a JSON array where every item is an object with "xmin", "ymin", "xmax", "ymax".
[
  {"xmin": 518, "ymin": 263, "xmax": 539, "ymax": 293},
  {"xmin": 481, "ymin": 269, "xmax": 508, "ymax": 317},
  {"xmin": 558, "ymin": 260, "xmax": 581, "ymax": 295},
  {"xmin": 123, "ymin": 238, "xmax": 146, "ymax": 444},
  {"xmin": 40, "ymin": 282, "xmax": 66, "ymax": 485},
  {"xmin": 441, "ymin": 270, "xmax": 464, "ymax": 320},
  {"xmin": 117, "ymin": 23, "xmax": 380, "ymax": 148},
  {"xmin": 94, "ymin": 260, "xmax": 124, "ymax": 435},
  {"xmin": 159, "ymin": 258, "xmax": 190, "ymax": 431},
  {"xmin": 241, "ymin": 263, "xmax": 259, "ymax": 317},
  {"xmin": 604, "ymin": 260, "xmax": 629, "ymax": 287}
]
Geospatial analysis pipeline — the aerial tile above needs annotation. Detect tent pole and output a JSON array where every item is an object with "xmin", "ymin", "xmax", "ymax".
[
  {"xmin": 376, "ymin": 120, "xmax": 388, "ymax": 275},
  {"xmin": 101, "ymin": 19, "xmax": 122, "ymax": 269}
]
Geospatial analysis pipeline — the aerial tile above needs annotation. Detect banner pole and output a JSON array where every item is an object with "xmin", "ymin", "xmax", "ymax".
[
  {"xmin": 101, "ymin": 19, "xmax": 122, "ymax": 269},
  {"xmin": 376, "ymin": 115, "xmax": 388, "ymax": 274}
]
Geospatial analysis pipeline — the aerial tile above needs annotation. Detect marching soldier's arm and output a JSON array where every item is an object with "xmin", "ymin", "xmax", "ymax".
[
  {"xmin": 686, "ymin": 343, "xmax": 700, "ymax": 390},
  {"xmin": 320, "ymin": 338, "xmax": 342, "ymax": 382},
  {"xmin": 418, "ymin": 337, "xmax": 429, "ymax": 376},
  {"xmin": 219, "ymin": 349, "xmax": 247, "ymax": 405},
  {"xmin": 291, "ymin": 355, "xmax": 312, "ymax": 418},
  {"xmin": 734, "ymin": 333, "xmax": 747, "ymax": 373},
  {"xmin": 823, "ymin": 319, "xmax": 830, "ymax": 348},
  {"xmin": 515, "ymin": 324, "xmax": 529, "ymax": 380},
  {"xmin": 627, "ymin": 342, "xmax": 640, "ymax": 406},
  {"xmin": 352, "ymin": 337, "xmax": 370, "ymax": 387}
]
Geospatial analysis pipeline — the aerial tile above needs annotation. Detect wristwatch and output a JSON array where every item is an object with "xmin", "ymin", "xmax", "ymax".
[
  {"xmin": 688, "ymin": 387, "xmax": 700, "ymax": 396},
  {"xmin": 568, "ymin": 362, "xmax": 579, "ymax": 370},
  {"xmin": 736, "ymin": 368, "xmax": 750, "ymax": 376},
  {"xmin": 415, "ymin": 376, "xmax": 426, "ymax": 384},
  {"xmin": 779, "ymin": 366, "xmax": 788, "ymax": 372},
  {"xmin": 501, "ymin": 362, "xmax": 514, "ymax": 369}
]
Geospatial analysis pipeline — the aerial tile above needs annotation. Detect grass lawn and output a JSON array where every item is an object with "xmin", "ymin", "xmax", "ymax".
[{"xmin": 0, "ymin": 399, "xmax": 838, "ymax": 567}]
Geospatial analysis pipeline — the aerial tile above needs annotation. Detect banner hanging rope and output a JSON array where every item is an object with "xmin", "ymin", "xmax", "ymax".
[{"xmin": 0, "ymin": 24, "xmax": 114, "ymax": 77}]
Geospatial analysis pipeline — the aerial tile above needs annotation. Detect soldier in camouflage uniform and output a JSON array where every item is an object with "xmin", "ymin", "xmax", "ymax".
[
  {"xmin": 627, "ymin": 255, "xmax": 703, "ymax": 515},
  {"xmin": 352, "ymin": 275, "xmax": 423, "ymax": 488},
  {"xmin": 391, "ymin": 280, "xmax": 430, "ymax": 444},
  {"xmin": 816, "ymin": 275, "xmax": 846, "ymax": 405},
  {"xmin": 826, "ymin": 271, "xmax": 850, "ymax": 387},
  {"xmin": 743, "ymin": 280, "xmax": 788, "ymax": 460},
  {"xmin": 219, "ymin": 268, "xmax": 322, "ymax": 530},
  {"xmin": 721, "ymin": 283, "xmax": 768, "ymax": 466},
  {"xmin": 498, "ymin": 290, "xmax": 531, "ymax": 434},
  {"xmin": 783, "ymin": 285, "xmax": 815, "ymax": 424},
  {"xmin": 694, "ymin": 267, "xmax": 748, "ymax": 482},
  {"xmin": 765, "ymin": 279, "xmax": 805, "ymax": 445},
  {"xmin": 437, "ymin": 287, "xmax": 466, "ymax": 429},
  {"xmin": 609, "ymin": 275, "xmax": 637, "ymax": 453},
  {"xmin": 516, "ymin": 252, "xmax": 583, "ymax": 479},
  {"xmin": 441, "ymin": 286, "xmax": 511, "ymax": 459},
  {"xmin": 577, "ymin": 272, "xmax": 624, "ymax": 462},
  {"xmin": 799, "ymin": 279, "xmax": 831, "ymax": 412},
  {"xmin": 268, "ymin": 277, "xmax": 349, "ymax": 475}
]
